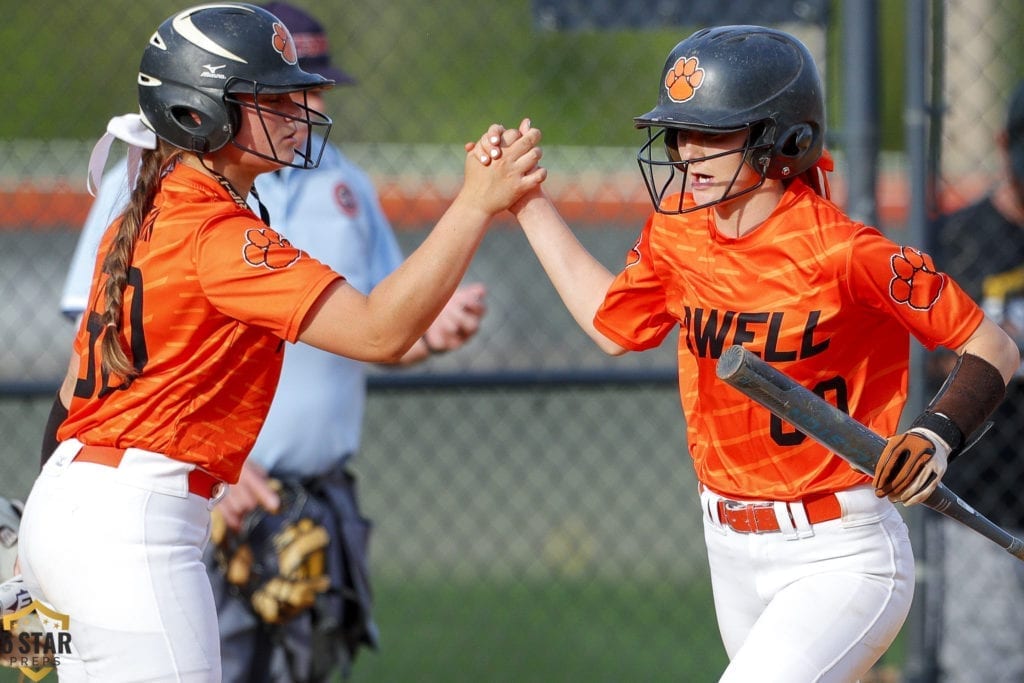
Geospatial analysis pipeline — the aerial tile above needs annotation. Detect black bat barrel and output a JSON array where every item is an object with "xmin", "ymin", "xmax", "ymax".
[
  {"xmin": 716, "ymin": 345, "xmax": 883, "ymax": 475},
  {"xmin": 715, "ymin": 344, "xmax": 1024, "ymax": 561}
]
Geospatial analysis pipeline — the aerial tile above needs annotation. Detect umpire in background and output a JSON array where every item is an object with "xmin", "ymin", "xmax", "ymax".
[
  {"xmin": 932, "ymin": 79, "xmax": 1024, "ymax": 683},
  {"xmin": 206, "ymin": 4, "xmax": 485, "ymax": 681}
]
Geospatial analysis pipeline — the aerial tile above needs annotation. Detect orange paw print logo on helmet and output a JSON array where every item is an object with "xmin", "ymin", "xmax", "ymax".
[
  {"xmin": 244, "ymin": 227, "xmax": 301, "ymax": 269},
  {"xmin": 272, "ymin": 23, "xmax": 298, "ymax": 65},
  {"xmin": 665, "ymin": 56, "xmax": 704, "ymax": 103},
  {"xmin": 889, "ymin": 246, "xmax": 945, "ymax": 310}
]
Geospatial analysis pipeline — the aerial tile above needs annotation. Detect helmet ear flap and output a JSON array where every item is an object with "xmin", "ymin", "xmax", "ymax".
[
  {"xmin": 154, "ymin": 87, "xmax": 236, "ymax": 153},
  {"xmin": 766, "ymin": 123, "xmax": 821, "ymax": 179},
  {"xmin": 169, "ymin": 105, "xmax": 214, "ymax": 153}
]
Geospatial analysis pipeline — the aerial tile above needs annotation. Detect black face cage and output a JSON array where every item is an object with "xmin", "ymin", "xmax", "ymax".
[
  {"xmin": 635, "ymin": 125, "xmax": 772, "ymax": 215},
  {"xmin": 224, "ymin": 80, "xmax": 333, "ymax": 170}
]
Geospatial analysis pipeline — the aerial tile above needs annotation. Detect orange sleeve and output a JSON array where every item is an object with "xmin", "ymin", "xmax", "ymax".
[
  {"xmin": 195, "ymin": 216, "xmax": 341, "ymax": 342},
  {"xmin": 594, "ymin": 217, "xmax": 678, "ymax": 350},
  {"xmin": 844, "ymin": 228, "xmax": 984, "ymax": 352}
]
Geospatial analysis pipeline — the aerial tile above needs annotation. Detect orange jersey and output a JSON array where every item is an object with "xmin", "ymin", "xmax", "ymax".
[
  {"xmin": 594, "ymin": 180, "xmax": 983, "ymax": 500},
  {"xmin": 58, "ymin": 163, "xmax": 342, "ymax": 483}
]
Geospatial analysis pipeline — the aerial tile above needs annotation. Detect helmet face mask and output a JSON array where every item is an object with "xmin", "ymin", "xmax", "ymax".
[
  {"xmin": 635, "ymin": 25, "xmax": 825, "ymax": 214},
  {"xmin": 638, "ymin": 125, "xmax": 770, "ymax": 214},
  {"xmin": 224, "ymin": 81, "xmax": 332, "ymax": 169},
  {"xmin": 138, "ymin": 3, "xmax": 333, "ymax": 169}
]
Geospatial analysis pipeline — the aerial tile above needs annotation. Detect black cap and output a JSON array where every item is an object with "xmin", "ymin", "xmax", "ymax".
[{"xmin": 261, "ymin": 2, "xmax": 356, "ymax": 85}]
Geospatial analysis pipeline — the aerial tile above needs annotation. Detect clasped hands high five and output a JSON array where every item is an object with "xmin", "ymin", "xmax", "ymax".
[
  {"xmin": 466, "ymin": 119, "xmax": 546, "ymax": 211},
  {"xmin": 460, "ymin": 118, "xmax": 545, "ymax": 216}
]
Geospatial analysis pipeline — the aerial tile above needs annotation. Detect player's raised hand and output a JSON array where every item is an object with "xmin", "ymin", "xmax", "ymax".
[
  {"xmin": 459, "ymin": 120, "xmax": 545, "ymax": 216},
  {"xmin": 466, "ymin": 118, "xmax": 534, "ymax": 165}
]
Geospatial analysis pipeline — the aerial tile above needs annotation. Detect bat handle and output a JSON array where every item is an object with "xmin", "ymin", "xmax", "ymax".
[
  {"xmin": 927, "ymin": 485, "xmax": 1024, "ymax": 560},
  {"xmin": 1007, "ymin": 538, "xmax": 1024, "ymax": 561}
]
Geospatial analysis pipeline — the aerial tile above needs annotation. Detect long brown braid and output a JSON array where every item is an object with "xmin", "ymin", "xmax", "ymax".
[{"xmin": 98, "ymin": 143, "xmax": 177, "ymax": 379}]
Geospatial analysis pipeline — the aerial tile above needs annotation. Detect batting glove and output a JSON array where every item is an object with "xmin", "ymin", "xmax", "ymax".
[{"xmin": 873, "ymin": 427, "xmax": 950, "ymax": 505}]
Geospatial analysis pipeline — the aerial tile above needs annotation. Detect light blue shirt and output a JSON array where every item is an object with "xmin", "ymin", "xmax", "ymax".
[{"xmin": 60, "ymin": 137, "xmax": 404, "ymax": 477}]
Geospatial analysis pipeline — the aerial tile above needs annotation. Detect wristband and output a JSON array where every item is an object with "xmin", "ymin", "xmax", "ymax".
[
  {"xmin": 929, "ymin": 353, "xmax": 1006, "ymax": 435},
  {"xmin": 910, "ymin": 411, "xmax": 963, "ymax": 453}
]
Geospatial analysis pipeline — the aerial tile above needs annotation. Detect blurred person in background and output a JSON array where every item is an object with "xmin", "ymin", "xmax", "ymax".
[
  {"xmin": 931, "ymin": 79, "xmax": 1024, "ymax": 683},
  {"xmin": 59, "ymin": 3, "xmax": 490, "ymax": 680}
]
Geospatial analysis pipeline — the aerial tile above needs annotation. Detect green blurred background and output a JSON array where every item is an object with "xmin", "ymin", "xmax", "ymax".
[
  {"xmin": 1, "ymin": 0, "xmax": 913, "ymax": 150},
  {"xmin": 1, "ymin": 1, "xmax": 1022, "ymax": 681}
]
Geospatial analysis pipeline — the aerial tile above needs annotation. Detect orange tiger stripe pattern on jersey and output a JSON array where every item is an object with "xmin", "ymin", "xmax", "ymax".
[
  {"xmin": 594, "ymin": 180, "xmax": 983, "ymax": 500},
  {"xmin": 58, "ymin": 163, "xmax": 341, "ymax": 484}
]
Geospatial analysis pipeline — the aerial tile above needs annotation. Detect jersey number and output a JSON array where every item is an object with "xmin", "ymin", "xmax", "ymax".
[
  {"xmin": 74, "ymin": 266, "xmax": 149, "ymax": 398},
  {"xmin": 769, "ymin": 376, "xmax": 849, "ymax": 446}
]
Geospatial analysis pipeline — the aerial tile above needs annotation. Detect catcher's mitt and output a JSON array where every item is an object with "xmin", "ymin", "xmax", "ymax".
[{"xmin": 212, "ymin": 479, "xmax": 332, "ymax": 624}]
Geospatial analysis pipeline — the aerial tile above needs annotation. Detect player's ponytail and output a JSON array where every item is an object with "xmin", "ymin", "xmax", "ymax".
[{"xmin": 98, "ymin": 144, "xmax": 175, "ymax": 379}]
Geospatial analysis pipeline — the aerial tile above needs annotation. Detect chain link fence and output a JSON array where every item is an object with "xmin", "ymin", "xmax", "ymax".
[
  {"xmin": 920, "ymin": 3, "xmax": 1024, "ymax": 683},
  {"xmin": 1, "ymin": 1, "xmax": 1022, "ymax": 681}
]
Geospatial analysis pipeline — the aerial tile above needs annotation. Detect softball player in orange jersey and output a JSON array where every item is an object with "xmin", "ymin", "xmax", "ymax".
[
  {"xmin": 17, "ymin": 4, "xmax": 543, "ymax": 681},
  {"xmin": 482, "ymin": 25, "xmax": 1019, "ymax": 682}
]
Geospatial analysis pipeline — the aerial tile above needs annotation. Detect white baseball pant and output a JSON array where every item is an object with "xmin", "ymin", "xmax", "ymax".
[
  {"xmin": 701, "ymin": 484, "xmax": 915, "ymax": 682},
  {"xmin": 18, "ymin": 439, "xmax": 222, "ymax": 682}
]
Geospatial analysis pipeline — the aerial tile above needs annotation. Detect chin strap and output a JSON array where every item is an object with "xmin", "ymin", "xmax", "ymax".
[{"xmin": 249, "ymin": 185, "xmax": 272, "ymax": 225}]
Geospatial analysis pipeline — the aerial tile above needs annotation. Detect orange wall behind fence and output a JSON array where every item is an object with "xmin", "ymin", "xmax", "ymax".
[{"xmin": 0, "ymin": 173, "xmax": 992, "ymax": 232}]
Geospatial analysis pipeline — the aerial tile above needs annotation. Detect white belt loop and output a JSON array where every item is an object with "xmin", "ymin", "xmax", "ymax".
[
  {"xmin": 772, "ymin": 501, "xmax": 798, "ymax": 539},
  {"xmin": 47, "ymin": 438, "xmax": 85, "ymax": 473},
  {"xmin": 699, "ymin": 485, "xmax": 725, "ymax": 531},
  {"xmin": 782, "ymin": 500, "xmax": 815, "ymax": 539}
]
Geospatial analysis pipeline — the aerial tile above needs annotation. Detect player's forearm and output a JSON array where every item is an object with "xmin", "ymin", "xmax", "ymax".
[
  {"xmin": 956, "ymin": 314, "xmax": 1021, "ymax": 383},
  {"xmin": 300, "ymin": 199, "xmax": 490, "ymax": 362},
  {"xmin": 909, "ymin": 314, "xmax": 1020, "ymax": 460},
  {"xmin": 393, "ymin": 338, "xmax": 431, "ymax": 366},
  {"xmin": 515, "ymin": 193, "xmax": 625, "ymax": 355},
  {"xmin": 366, "ymin": 197, "xmax": 491, "ymax": 354},
  {"xmin": 40, "ymin": 393, "xmax": 68, "ymax": 468},
  {"xmin": 391, "ymin": 284, "xmax": 488, "ymax": 366}
]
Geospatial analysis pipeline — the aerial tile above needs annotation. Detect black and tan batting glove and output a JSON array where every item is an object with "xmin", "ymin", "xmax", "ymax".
[{"xmin": 873, "ymin": 427, "xmax": 950, "ymax": 505}]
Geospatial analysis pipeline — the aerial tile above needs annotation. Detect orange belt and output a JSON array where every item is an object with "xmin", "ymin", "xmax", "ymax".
[
  {"xmin": 74, "ymin": 444, "xmax": 223, "ymax": 499},
  {"xmin": 716, "ymin": 492, "xmax": 842, "ymax": 534}
]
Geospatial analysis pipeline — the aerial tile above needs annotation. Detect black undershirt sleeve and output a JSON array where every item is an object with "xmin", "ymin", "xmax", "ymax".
[{"xmin": 40, "ymin": 392, "xmax": 69, "ymax": 469}]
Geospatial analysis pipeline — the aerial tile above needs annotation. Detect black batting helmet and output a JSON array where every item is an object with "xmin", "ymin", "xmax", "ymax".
[
  {"xmin": 138, "ymin": 3, "xmax": 332, "ymax": 167},
  {"xmin": 635, "ymin": 25, "xmax": 825, "ymax": 213}
]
